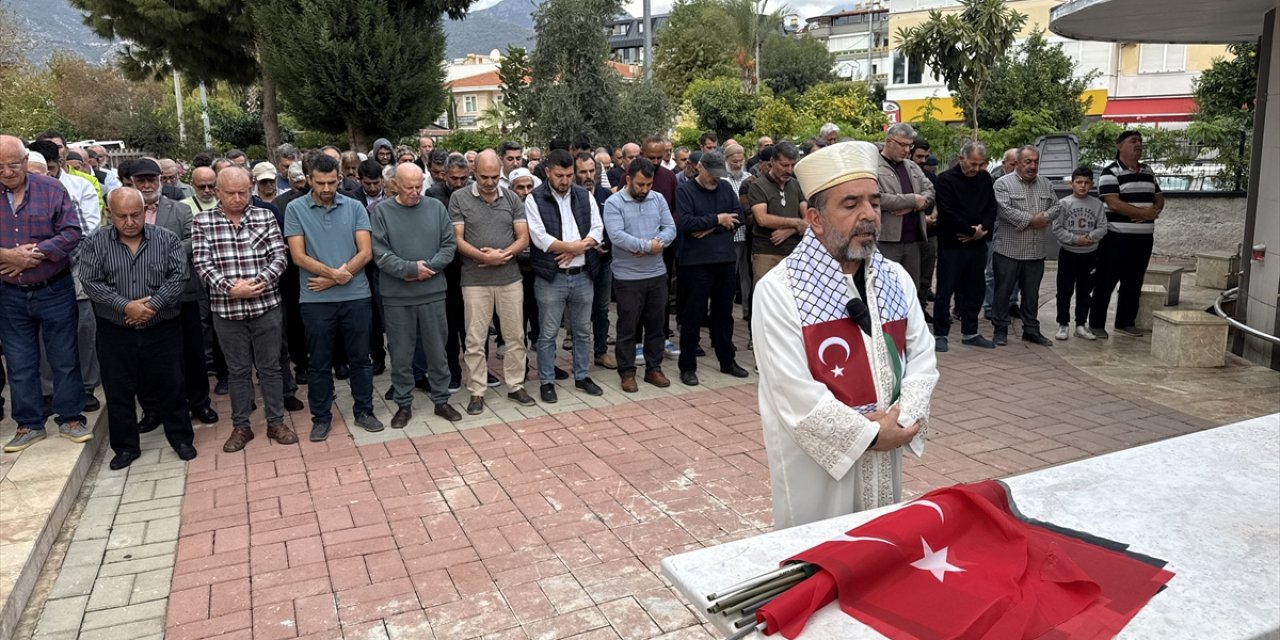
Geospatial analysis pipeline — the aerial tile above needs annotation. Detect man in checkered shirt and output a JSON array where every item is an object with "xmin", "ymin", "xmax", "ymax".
[
  {"xmin": 192, "ymin": 167, "xmax": 297, "ymax": 453},
  {"xmin": 991, "ymin": 146, "xmax": 1059, "ymax": 348}
]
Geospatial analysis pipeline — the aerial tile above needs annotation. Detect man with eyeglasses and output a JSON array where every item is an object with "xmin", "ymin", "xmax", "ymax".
[
  {"xmin": 160, "ymin": 158, "xmax": 194, "ymax": 200},
  {"xmin": 0, "ymin": 135, "xmax": 89, "ymax": 453},
  {"xmin": 875, "ymin": 123, "xmax": 935, "ymax": 309},
  {"xmin": 181, "ymin": 167, "xmax": 219, "ymax": 214}
]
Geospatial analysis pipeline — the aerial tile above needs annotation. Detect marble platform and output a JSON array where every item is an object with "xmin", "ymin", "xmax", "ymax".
[
  {"xmin": 1136, "ymin": 284, "xmax": 1168, "ymax": 331},
  {"xmin": 1152, "ymin": 309, "xmax": 1231, "ymax": 368},
  {"xmin": 1195, "ymin": 251, "xmax": 1237, "ymax": 290},
  {"xmin": 1144, "ymin": 264, "xmax": 1184, "ymax": 306},
  {"xmin": 0, "ymin": 406, "xmax": 106, "ymax": 640},
  {"xmin": 662, "ymin": 414, "xmax": 1280, "ymax": 639}
]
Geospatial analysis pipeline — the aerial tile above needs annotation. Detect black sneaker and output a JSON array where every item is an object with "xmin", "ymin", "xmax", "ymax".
[
  {"xmin": 487, "ymin": 372, "xmax": 501, "ymax": 388},
  {"xmin": 284, "ymin": 396, "xmax": 305, "ymax": 411},
  {"xmin": 448, "ymin": 376, "xmax": 463, "ymax": 393},
  {"xmin": 993, "ymin": 331, "xmax": 1008, "ymax": 346},
  {"xmin": 415, "ymin": 377, "xmax": 431, "ymax": 392},
  {"xmin": 574, "ymin": 377, "xmax": 603, "ymax": 396},
  {"xmin": 540, "ymin": 383, "xmax": 558, "ymax": 403},
  {"xmin": 1092, "ymin": 327, "xmax": 1110, "ymax": 339},
  {"xmin": 83, "ymin": 396, "xmax": 101, "ymax": 412},
  {"xmin": 334, "ymin": 364, "xmax": 350, "ymax": 380},
  {"xmin": 384, "ymin": 386, "xmax": 395, "ymax": 400},
  {"xmin": 507, "ymin": 388, "xmax": 536, "ymax": 406},
  {"xmin": 372, "ymin": 361, "xmax": 386, "ymax": 376},
  {"xmin": 961, "ymin": 335, "xmax": 996, "ymax": 349},
  {"xmin": 1022, "ymin": 333, "xmax": 1053, "ymax": 347},
  {"xmin": 309, "ymin": 422, "xmax": 331, "ymax": 442},
  {"xmin": 1114, "ymin": 325, "xmax": 1144, "ymax": 337},
  {"xmin": 214, "ymin": 380, "xmax": 229, "ymax": 395},
  {"xmin": 554, "ymin": 366, "xmax": 569, "ymax": 381}
]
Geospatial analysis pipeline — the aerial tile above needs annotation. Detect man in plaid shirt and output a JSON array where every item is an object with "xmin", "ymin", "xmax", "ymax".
[
  {"xmin": 192, "ymin": 166, "xmax": 296, "ymax": 453},
  {"xmin": 991, "ymin": 146, "xmax": 1059, "ymax": 348}
]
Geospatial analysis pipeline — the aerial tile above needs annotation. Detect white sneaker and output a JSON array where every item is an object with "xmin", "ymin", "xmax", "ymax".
[
  {"xmin": 1075, "ymin": 325, "xmax": 1097, "ymax": 340},
  {"xmin": 1055, "ymin": 325, "xmax": 1070, "ymax": 341},
  {"xmin": 664, "ymin": 340, "xmax": 680, "ymax": 356},
  {"xmin": 635, "ymin": 345, "xmax": 645, "ymax": 364}
]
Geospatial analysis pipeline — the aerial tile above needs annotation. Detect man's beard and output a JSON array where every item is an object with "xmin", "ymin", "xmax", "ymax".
[
  {"xmin": 826, "ymin": 221, "xmax": 879, "ymax": 262},
  {"xmin": 628, "ymin": 189, "xmax": 647, "ymax": 201}
]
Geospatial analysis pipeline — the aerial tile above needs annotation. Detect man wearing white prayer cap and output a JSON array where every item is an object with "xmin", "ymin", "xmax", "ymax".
[{"xmin": 752, "ymin": 141, "xmax": 939, "ymax": 529}]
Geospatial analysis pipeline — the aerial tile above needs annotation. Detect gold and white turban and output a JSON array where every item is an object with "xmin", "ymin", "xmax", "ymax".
[{"xmin": 793, "ymin": 141, "xmax": 880, "ymax": 197}]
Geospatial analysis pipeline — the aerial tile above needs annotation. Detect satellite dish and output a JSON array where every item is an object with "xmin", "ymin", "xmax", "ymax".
[{"xmin": 490, "ymin": 49, "xmax": 502, "ymax": 59}]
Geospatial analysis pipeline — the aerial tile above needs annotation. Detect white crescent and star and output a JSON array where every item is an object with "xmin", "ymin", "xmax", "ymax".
[
  {"xmin": 817, "ymin": 336, "xmax": 850, "ymax": 366},
  {"xmin": 899, "ymin": 499, "xmax": 946, "ymax": 523},
  {"xmin": 911, "ymin": 538, "xmax": 965, "ymax": 583}
]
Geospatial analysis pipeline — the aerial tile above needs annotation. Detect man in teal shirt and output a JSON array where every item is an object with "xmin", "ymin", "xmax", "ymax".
[{"xmin": 283, "ymin": 154, "xmax": 384, "ymax": 440}]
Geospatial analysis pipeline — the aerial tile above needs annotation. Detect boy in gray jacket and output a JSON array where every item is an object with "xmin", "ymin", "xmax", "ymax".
[
  {"xmin": 1051, "ymin": 166, "xmax": 1108, "ymax": 341},
  {"xmin": 371, "ymin": 164, "xmax": 460, "ymax": 427}
]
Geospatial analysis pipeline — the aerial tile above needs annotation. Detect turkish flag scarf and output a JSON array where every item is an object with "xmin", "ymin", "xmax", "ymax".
[
  {"xmin": 783, "ymin": 233, "xmax": 909, "ymax": 412},
  {"xmin": 759, "ymin": 481, "xmax": 1173, "ymax": 639}
]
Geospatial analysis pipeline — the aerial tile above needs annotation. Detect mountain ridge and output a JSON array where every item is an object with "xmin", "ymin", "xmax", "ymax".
[{"xmin": 11, "ymin": 0, "xmax": 539, "ymax": 66}]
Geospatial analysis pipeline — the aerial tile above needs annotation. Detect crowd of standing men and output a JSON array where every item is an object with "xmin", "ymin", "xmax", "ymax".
[{"xmin": 0, "ymin": 124, "xmax": 1161, "ymax": 470}]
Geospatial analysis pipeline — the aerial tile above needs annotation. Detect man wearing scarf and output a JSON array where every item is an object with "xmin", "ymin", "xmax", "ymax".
[{"xmin": 753, "ymin": 141, "xmax": 939, "ymax": 529}]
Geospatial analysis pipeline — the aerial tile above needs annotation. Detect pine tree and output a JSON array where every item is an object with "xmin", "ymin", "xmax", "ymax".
[{"xmin": 254, "ymin": 0, "xmax": 472, "ymax": 149}]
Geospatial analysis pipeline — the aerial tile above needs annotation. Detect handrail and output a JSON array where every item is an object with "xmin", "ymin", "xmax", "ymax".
[{"xmin": 1213, "ymin": 287, "xmax": 1280, "ymax": 346}]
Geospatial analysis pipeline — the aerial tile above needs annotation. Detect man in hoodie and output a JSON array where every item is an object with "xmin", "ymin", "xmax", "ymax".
[
  {"xmin": 372, "ymin": 138, "xmax": 394, "ymax": 167},
  {"xmin": 371, "ymin": 163, "xmax": 462, "ymax": 427}
]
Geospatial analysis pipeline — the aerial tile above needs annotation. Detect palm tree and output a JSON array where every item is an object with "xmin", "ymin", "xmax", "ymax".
[
  {"xmin": 476, "ymin": 100, "xmax": 516, "ymax": 135},
  {"xmin": 720, "ymin": 0, "xmax": 788, "ymax": 93}
]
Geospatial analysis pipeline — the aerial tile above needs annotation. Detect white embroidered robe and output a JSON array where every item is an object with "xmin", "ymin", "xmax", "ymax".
[{"xmin": 753, "ymin": 248, "xmax": 939, "ymax": 530}]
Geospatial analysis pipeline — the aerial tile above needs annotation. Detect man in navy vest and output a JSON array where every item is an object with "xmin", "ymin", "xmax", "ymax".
[
  {"xmin": 524, "ymin": 150, "xmax": 605, "ymax": 404},
  {"xmin": 574, "ymin": 151, "xmax": 616, "ymax": 371}
]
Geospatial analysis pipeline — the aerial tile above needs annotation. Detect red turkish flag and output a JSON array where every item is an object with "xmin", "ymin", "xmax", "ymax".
[
  {"xmin": 801, "ymin": 319, "xmax": 877, "ymax": 408},
  {"xmin": 757, "ymin": 481, "xmax": 1173, "ymax": 639}
]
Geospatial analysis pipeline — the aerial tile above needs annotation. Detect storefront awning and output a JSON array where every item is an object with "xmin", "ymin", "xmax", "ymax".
[{"xmin": 1102, "ymin": 96, "xmax": 1198, "ymax": 124}]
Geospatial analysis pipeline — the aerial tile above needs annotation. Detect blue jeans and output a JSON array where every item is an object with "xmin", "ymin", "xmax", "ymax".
[
  {"xmin": 592, "ymin": 266, "xmax": 612, "ymax": 357},
  {"xmin": 0, "ymin": 275, "xmax": 85, "ymax": 429},
  {"xmin": 301, "ymin": 299, "xmax": 374, "ymax": 425},
  {"xmin": 535, "ymin": 272, "xmax": 593, "ymax": 384}
]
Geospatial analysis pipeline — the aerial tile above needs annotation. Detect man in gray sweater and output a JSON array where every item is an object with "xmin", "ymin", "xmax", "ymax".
[{"xmin": 371, "ymin": 164, "xmax": 461, "ymax": 427}]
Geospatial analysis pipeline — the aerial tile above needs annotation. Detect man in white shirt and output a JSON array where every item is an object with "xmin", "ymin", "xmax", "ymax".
[
  {"xmin": 29, "ymin": 140, "xmax": 100, "ymax": 229},
  {"xmin": 523, "ymin": 149, "xmax": 604, "ymax": 404}
]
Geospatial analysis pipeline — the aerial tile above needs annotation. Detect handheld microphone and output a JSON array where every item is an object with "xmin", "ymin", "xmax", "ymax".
[{"xmin": 845, "ymin": 298, "xmax": 872, "ymax": 336}]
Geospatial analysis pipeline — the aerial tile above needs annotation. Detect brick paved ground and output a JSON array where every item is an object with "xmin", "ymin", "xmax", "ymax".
[{"xmin": 131, "ymin": 338, "xmax": 1213, "ymax": 640}]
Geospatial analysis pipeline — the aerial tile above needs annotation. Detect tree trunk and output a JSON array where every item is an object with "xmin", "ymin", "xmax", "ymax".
[{"xmin": 261, "ymin": 67, "xmax": 281, "ymax": 162}]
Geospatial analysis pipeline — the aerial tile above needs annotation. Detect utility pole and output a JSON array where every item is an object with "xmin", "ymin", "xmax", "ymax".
[
  {"xmin": 643, "ymin": 0, "xmax": 653, "ymax": 81},
  {"xmin": 173, "ymin": 69, "xmax": 187, "ymax": 144},
  {"xmin": 198, "ymin": 82, "xmax": 212, "ymax": 149}
]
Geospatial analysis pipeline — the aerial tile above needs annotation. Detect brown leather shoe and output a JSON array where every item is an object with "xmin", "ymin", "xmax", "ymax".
[
  {"xmin": 644, "ymin": 369, "xmax": 670, "ymax": 388},
  {"xmin": 391, "ymin": 406, "xmax": 412, "ymax": 429},
  {"xmin": 223, "ymin": 428, "xmax": 254, "ymax": 453},
  {"xmin": 620, "ymin": 373, "xmax": 638, "ymax": 393},
  {"xmin": 267, "ymin": 421, "xmax": 298, "ymax": 444}
]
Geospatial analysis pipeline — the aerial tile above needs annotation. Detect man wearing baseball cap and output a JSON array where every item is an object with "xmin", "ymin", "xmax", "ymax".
[
  {"xmin": 252, "ymin": 161, "xmax": 280, "ymax": 206},
  {"xmin": 673, "ymin": 149, "xmax": 749, "ymax": 386},
  {"xmin": 130, "ymin": 157, "xmax": 220, "ymax": 430}
]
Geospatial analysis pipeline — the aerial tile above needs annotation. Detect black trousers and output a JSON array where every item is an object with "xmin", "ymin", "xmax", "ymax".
[
  {"xmin": 1089, "ymin": 233, "xmax": 1153, "ymax": 331},
  {"xmin": 97, "ymin": 318, "xmax": 194, "ymax": 456},
  {"xmin": 1056, "ymin": 251, "xmax": 1098, "ymax": 326},
  {"xmin": 933, "ymin": 246, "xmax": 986, "ymax": 337},
  {"xmin": 333, "ymin": 263, "xmax": 387, "ymax": 368},
  {"xmin": 679, "ymin": 262, "xmax": 736, "ymax": 373},
  {"xmin": 444, "ymin": 260, "xmax": 466, "ymax": 382},
  {"xmin": 281, "ymin": 262, "xmax": 308, "ymax": 372},
  {"xmin": 614, "ymin": 274, "xmax": 668, "ymax": 376},
  {"xmin": 991, "ymin": 253, "xmax": 1045, "ymax": 336},
  {"xmin": 179, "ymin": 300, "xmax": 212, "ymax": 412}
]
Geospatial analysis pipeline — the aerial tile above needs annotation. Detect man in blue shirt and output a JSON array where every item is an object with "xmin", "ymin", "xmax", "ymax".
[
  {"xmin": 602, "ymin": 158, "xmax": 676, "ymax": 392},
  {"xmin": 283, "ymin": 154, "xmax": 384, "ymax": 440}
]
